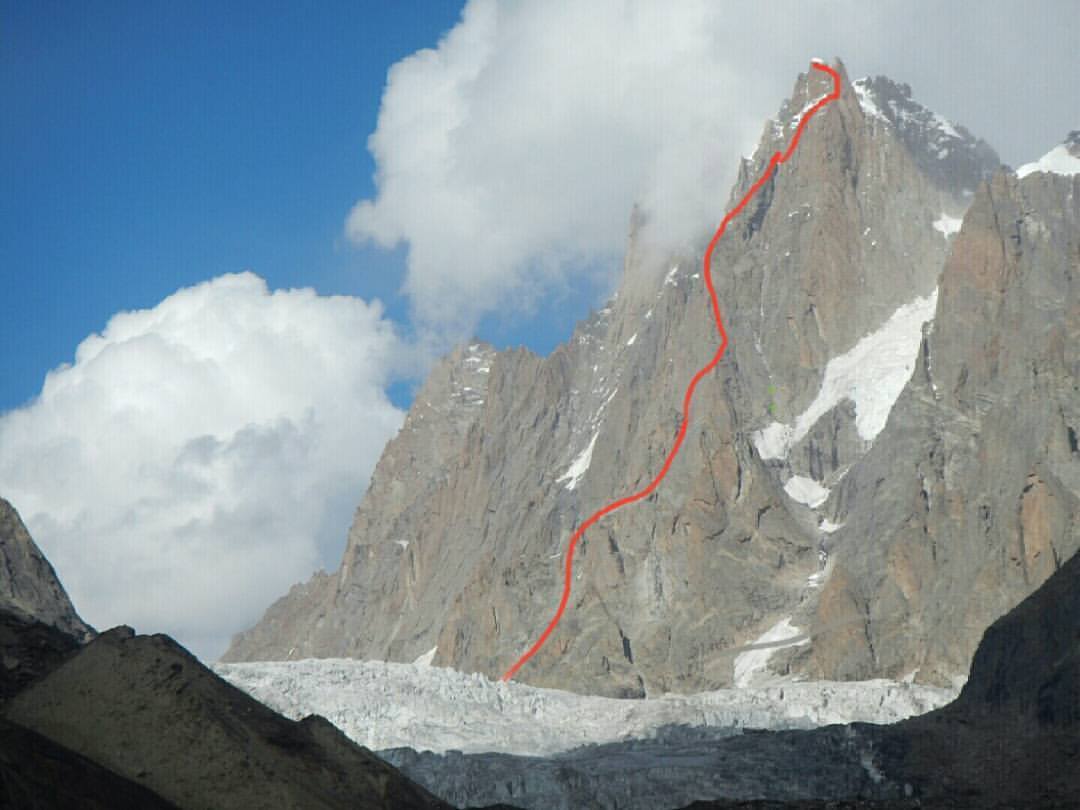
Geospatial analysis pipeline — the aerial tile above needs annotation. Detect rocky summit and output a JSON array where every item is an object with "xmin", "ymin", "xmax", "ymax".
[
  {"xmin": 223, "ymin": 59, "xmax": 1076, "ymax": 706},
  {"xmin": 0, "ymin": 497, "xmax": 93, "ymax": 642}
]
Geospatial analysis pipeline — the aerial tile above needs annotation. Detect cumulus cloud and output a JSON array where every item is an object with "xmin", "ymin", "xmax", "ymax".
[
  {"xmin": 0, "ymin": 273, "xmax": 404, "ymax": 660},
  {"xmin": 349, "ymin": 0, "xmax": 1077, "ymax": 338}
]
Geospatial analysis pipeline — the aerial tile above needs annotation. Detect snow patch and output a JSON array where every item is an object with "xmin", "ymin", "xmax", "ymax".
[
  {"xmin": 790, "ymin": 94, "xmax": 828, "ymax": 129},
  {"xmin": 664, "ymin": 265, "xmax": 679, "ymax": 286},
  {"xmin": 752, "ymin": 422, "xmax": 794, "ymax": 460},
  {"xmin": 626, "ymin": 333, "xmax": 637, "ymax": 346},
  {"xmin": 557, "ymin": 431, "xmax": 599, "ymax": 490},
  {"xmin": 733, "ymin": 618, "xmax": 810, "ymax": 688},
  {"xmin": 413, "ymin": 646, "xmax": 437, "ymax": 667},
  {"xmin": 819, "ymin": 519, "xmax": 844, "ymax": 534},
  {"xmin": 752, "ymin": 289, "xmax": 938, "ymax": 460},
  {"xmin": 852, "ymin": 79, "xmax": 886, "ymax": 122},
  {"xmin": 1017, "ymin": 143, "xmax": 1080, "ymax": 178},
  {"xmin": 394, "ymin": 540, "xmax": 409, "ymax": 551},
  {"xmin": 933, "ymin": 213, "xmax": 962, "ymax": 237},
  {"xmin": 784, "ymin": 476, "xmax": 830, "ymax": 508}
]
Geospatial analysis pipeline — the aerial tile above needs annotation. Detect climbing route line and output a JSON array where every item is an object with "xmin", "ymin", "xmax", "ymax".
[{"xmin": 501, "ymin": 61, "xmax": 842, "ymax": 683}]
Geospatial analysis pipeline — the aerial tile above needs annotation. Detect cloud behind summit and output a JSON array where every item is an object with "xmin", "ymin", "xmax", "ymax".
[{"xmin": 349, "ymin": 0, "xmax": 1077, "ymax": 340}]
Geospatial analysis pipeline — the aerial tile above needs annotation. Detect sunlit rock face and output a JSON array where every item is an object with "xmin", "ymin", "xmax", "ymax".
[{"xmin": 226, "ymin": 64, "xmax": 1074, "ymax": 703}]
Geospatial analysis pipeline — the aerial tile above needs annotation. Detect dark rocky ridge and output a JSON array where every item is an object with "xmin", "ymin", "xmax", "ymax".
[
  {"xmin": 850, "ymin": 76, "xmax": 999, "ymax": 194},
  {"xmin": 4, "ymin": 625, "xmax": 452, "ymax": 810},
  {"xmin": 0, "ymin": 716, "xmax": 181, "ymax": 810},
  {"xmin": 0, "ymin": 608, "xmax": 80, "ymax": 703}
]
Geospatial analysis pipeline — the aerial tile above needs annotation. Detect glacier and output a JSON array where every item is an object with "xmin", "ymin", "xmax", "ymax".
[{"xmin": 214, "ymin": 658, "xmax": 956, "ymax": 758}]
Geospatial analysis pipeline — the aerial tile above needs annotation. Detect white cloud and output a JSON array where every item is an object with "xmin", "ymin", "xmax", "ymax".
[
  {"xmin": 348, "ymin": 0, "xmax": 767, "ymax": 335},
  {"xmin": 0, "ymin": 273, "xmax": 404, "ymax": 661},
  {"xmin": 348, "ymin": 0, "xmax": 1076, "ymax": 340}
]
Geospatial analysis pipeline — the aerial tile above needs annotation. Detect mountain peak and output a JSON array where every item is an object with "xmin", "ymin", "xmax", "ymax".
[
  {"xmin": 0, "ymin": 498, "xmax": 93, "ymax": 642},
  {"xmin": 851, "ymin": 75, "xmax": 1000, "ymax": 193}
]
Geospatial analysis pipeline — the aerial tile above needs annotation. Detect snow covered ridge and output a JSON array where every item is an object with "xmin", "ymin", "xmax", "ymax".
[
  {"xmin": 214, "ymin": 659, "xmax": 956, "ymax": 758},
  {"xmin": 1017, "ymin": 133, "xmax": 1080, "ymax": 178},
  {"xmin": 754, "ymin": 289, "xmax": 938, "ymax": 461},
  {"xmin": 853, "ymin": 77, "xmax": 965, "ymax": 155}
]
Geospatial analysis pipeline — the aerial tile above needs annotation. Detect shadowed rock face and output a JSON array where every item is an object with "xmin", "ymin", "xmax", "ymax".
[
  {"xmin": 0, "ymin": 717, "xmax": 181, "ymax": 810},
  {"xmin": 866, "ymin": 538, "xmax": 1080, "ymax": 809},
  {"xmin": 0, "ymin": 608, "xmax": 80, "ymax": 703},
  {"xmin": 0, "ymin": 498, "xmax": 93, "ymax": 642},
  {"xmin": 220, "ymin": 61, "xmax": 1076, "ymax": 703},
  {"xmin": 4, "ymin": 626, "xmax": 451, "ymax": 810}
]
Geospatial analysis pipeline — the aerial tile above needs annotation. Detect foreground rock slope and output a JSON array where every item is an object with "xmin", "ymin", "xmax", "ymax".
[
  {"xmin": 4, "ymin": 625, "xmax": 451, "ymax": 810},
  {"xmin": 0, "ymin": 494, "xmax": 451, "ymax": 810}
]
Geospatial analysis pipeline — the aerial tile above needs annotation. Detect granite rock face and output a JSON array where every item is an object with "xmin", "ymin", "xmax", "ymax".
[
  {"xmin": 800, "ymin": 168, "xmax": 1080, "ymax": 685},
  {"xmin": 221, "ymin": 62, "xmax": 1074, "ymax": 706},
  {"xmin": 0, "ymin": 498, "xmax": 92, "ymax": 642}
]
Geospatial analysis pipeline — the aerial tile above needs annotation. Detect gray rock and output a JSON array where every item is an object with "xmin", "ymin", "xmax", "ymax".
[{"xmin": 0, "ymin": 497, "xmax": 92, "ymax": 642}]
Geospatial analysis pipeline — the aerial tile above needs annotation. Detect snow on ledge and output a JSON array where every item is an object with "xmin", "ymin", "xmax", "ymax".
[
  {"xmin": 413, "ymin": 646, "xmax": 437, "ymax": 667},
  {"xmin": 557, "ymin": 430, "xmax": 599, "ymax": 490},
  {"xmin": 733, "ymin": 617, "xmax": 810, "ymax": 688},
  {"xmin": 933, "ymin": 213, "xmax": 962, "ymax": 237},
  {"xmin": 753, "ymin": 289, "xmax": 938, "ymax": 461},
  {"xmin": 784, "ymin": 475, "xmax": 830, "ymax": 508}
]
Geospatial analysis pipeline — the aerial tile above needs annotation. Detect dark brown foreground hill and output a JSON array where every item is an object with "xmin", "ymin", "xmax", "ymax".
[{"xmin": 4, "ymin": 625, "xmax": 451, "ymax": 810}]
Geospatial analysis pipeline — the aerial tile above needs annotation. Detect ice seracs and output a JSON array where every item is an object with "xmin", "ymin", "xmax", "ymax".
[
  {"xmin": 753, "ymin": 289, "xmax": 938, "ymax": 460},
  {"xmin": 214, "ymin": 658, "xmax": 957, "ymax": 758}
]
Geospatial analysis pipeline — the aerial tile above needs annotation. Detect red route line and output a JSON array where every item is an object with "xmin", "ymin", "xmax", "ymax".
[{"xmin": 501, "ymin": 61, "xmax": 842, "ymax": 683}]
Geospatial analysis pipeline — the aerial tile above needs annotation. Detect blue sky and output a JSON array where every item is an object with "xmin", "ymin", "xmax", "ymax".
[
  {"xmin": 4, "ymin": 1, "xmax": 1075, "ymax": 417},
  {"xmin": 1, "ymin": 0, "xmax": 600, "ymax": 414}
]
